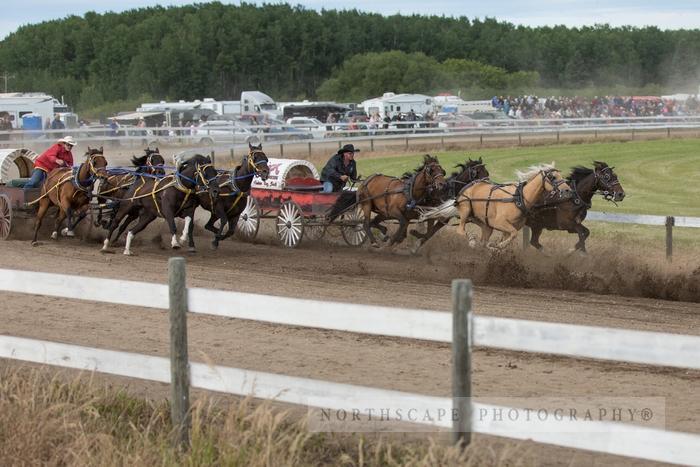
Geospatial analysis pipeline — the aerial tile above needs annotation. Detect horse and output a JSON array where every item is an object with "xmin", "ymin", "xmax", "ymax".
[
  {"xmin": 526, "ymin": 161, "xmax": 625, "ymax": 253},
  {"xmin": 179, "ymin": 142, "xmax": 270, "ymax": 249},
  {"xmin": 101, "ymin": 154, "xmax": 219, "ymax": 256},
  {"xmin": 409, "ymin": 157, "xmax": 490, "ymax": 251},
  {"xmin": 93, "ymin": 148, "xmax": 166, "ymax": 229},
  {"xmin": 455, "ymin": 163, "xmax": 573, "ymax": 250},
  {"xmin": 356, "ymin": 154, "xmax": 447, "ymax": 247},
  {"xmin": 31, "ymin": 147, "xmax": 109, "ymax": 246}
]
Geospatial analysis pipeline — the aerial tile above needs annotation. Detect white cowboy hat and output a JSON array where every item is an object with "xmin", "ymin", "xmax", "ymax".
[{"xmin": 58, "ymin": 135, "xmax": 76, "ymax": 146}]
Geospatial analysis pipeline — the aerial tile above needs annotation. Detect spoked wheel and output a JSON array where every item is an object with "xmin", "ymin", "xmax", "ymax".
[
  {"xmin": 304, "ymin": 219, "xmax": 327, "ymax": 242},
  {"xmin": 0, "ymin": 194, "xmax": 12, "ymax": 240},
  {"xmin": 276, "ymin": 200, "xmax": 304, "ymax": 248},
  {"xmin": 236, "ymin": 196, "xmax": 260, "ymax": 242},
  {"xmin": 340, "ymin": 206, "xmax": 367, "ymax": 247}
]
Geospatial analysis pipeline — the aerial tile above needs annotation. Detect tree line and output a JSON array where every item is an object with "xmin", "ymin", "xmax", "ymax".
[{"xmin": 0, "ymin": 2, "xmax": 698, "ymax": 111}]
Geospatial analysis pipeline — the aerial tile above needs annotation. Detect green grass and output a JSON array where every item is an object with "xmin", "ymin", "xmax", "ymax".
[{"xmin": 356, "ymin": 138, "xmax": 700, "ymax": 217}]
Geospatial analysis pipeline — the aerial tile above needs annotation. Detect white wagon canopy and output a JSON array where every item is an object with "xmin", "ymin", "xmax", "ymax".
[{"xmin": 0, "ymin": 148, "xmax": 37, "ymax": 183}]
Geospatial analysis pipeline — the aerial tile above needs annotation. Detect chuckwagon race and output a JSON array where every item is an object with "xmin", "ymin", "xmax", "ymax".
[{"xmin": 0, "ymin": 2, "xmax": 699, "ymax": 466}]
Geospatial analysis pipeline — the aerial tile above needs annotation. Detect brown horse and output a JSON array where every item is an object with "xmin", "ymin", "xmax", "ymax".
[
  {"xmin": 456, "ymin": 163, "xmax": 572, "ymax": 250},
  {"xmin": 357, "ymin": 154, "xmax": 447, "ymax": 247},
  {"xmin": 31, "ymin": 147, "xmax": 108, "ymax": 245},
  {"xmin": 526, "ymin": 161, "xmax": 625, "ymax": 253},
  {"xmin": 409, "ymin": 157, "xmax": 490, "ymax": 251}
]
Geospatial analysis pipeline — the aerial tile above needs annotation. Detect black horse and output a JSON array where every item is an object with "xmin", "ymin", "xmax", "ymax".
[
  {"xmin": 525, "ymin": 161, "xmax": 625, "ymax": 253},
  {"xmin": 179, "ymin": 142, "xmax": 270, "ymax": 249},
  {"xmin": 409, "ymin": 157, "xmax": 490, "ymax": 251},
  {"xmin": 101, "ymin": 154, "xmax": 220, "ymax": 255}
]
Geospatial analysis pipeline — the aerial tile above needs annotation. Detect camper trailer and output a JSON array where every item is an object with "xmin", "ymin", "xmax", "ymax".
[
  {"xmin": 0, "ymin": 92, "xmax": 77, "ymax": 129},
  {"xmin": 139, "ymin": 91, "xmax": 281, "ymax": 120},
  {"xmin": 361, "ymin": 92, "xmax": 434, "ymax": 120}
]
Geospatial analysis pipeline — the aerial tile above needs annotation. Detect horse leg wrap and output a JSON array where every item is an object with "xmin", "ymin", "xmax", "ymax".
[
  {"xmin": 51, "ymin": 231, "xmax": 58, "ymax": 240},
  {"xmin": 123, "ymin": 232, "xmax": 134, "ymax": 256},
  {"xmin": 179, "ymin": 217, "xmax": 191, "ymax": 244},
  {"xmin": 171, "ymin": 234, "xmax": 181, "ymax": 249},
  {"xmin": 61, "ymin": 227, "xmax": 75, "ymax": 237}
]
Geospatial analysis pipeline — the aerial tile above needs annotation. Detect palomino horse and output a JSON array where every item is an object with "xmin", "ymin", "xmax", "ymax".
[
  {"xmin": 31, "ymin": 147, "xmax": 108, "ymax": 245},
  {"xmin": 101, "ymin": 154, "xmax": 219, "ymax": 255},
  {"xmin": 357, "ymin": 154, "xmax": 447, "ymax": 247},
  {"xmin": 456, "ymin": 163, "xmax": 572, "ymax": 249},
  {"xmin": 179, "ymin": 142, "xmax": 270, "ymax": 249},
  {"xmin": 409, "ymin": 157, "xmax": 490, "ymax": 251},
  {"xmin": 526, "ymin": 161, "xmax": 625, "ymax": 253}
]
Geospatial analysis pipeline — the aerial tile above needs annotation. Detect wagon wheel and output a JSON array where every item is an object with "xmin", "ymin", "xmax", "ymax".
[
  {"xmin": 304, "ymin": 218, "xmax": 327, "ymax": 242},
  {"xmin": 236, "ymin": 196, "xmax": 260, "ymax": 242},
  {"xmin": 340, "ymin": 206, "xmax": 367, "ymax": 247},
  {"xmin": 0, "ymin": 194, "xmax": 11, "ymax": 240},
  {"xmin": 276, "ymin": 200, "xmax": 304, "ymax": 248}
]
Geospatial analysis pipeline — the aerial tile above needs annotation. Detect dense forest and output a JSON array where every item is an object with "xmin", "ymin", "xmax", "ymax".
[{"xmin": 0, "ymin": 2, "xmax": 698, "ymax": 110}]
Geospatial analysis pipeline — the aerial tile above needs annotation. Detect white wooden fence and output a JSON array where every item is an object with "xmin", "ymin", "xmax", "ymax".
[{"xmin": 0, "ymin": 264, "xmax": 699, "ymax": 464}]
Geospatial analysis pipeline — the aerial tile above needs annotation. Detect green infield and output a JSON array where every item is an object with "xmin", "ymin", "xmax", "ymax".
[{"xmin": 356, "ymin": 138, "xmax": 700, "ymax": 217}]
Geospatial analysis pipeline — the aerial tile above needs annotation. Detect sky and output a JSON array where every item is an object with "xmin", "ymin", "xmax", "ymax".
[{"xmin": 2, "ymin": 0, "xmax": 700, "ymax": 40}]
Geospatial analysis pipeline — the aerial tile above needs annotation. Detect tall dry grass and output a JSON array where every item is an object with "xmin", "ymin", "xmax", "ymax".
[{"xmin": 0, "ymin": 366, "xmax": 547, "ymax": 466}]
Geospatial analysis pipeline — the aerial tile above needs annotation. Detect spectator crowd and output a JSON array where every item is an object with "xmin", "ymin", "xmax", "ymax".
[{"xmin": 491, "ymin": 95, "xmax": 700, "ymax": 119}]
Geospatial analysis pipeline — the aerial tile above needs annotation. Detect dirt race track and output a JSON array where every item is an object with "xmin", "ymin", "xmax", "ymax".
[{"xmin": 1, "ymin": 220, "xmax": 699, "ymax": 465}]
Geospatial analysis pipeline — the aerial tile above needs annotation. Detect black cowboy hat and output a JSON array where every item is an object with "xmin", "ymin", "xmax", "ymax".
[{"xmin": 338, "ymin": 143, "xmax": 361, "ymax": 154}]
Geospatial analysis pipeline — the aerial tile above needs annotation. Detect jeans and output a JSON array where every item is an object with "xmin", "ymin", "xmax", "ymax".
[
  {"xmin": 322, "ymin": 181, "xmax": 334, "ymax": 193},
  {"xmin": 23, "ymin": 169, "xmax": 46, "ymax": 189}
]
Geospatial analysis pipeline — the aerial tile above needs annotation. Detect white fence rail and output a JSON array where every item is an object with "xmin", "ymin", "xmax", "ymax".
[{"xmin": 0, "ymin": 264, "xmax": 699, "ymax": 464}]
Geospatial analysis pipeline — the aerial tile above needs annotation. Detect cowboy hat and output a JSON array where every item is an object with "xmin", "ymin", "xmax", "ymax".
[
  {"xmin": 58, "ymin": 136, "xmax": 76, "ymax": 146},
  {"xmin": 338, "ymin": 143, "xmax": 360, "ymax": 154}
]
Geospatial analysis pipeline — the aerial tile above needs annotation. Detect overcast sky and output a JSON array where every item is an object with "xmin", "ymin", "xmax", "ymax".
[{"xmin": 2, "ymin": 0, "xmax": 700, "ymax": 40}]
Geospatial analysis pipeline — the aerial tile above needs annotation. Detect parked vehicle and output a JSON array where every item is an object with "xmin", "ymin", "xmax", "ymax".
[
  {"xmin": 194, "ymin": 120, "xmax": 257, "ymax": 146},
  {"xmin": 286, "ymin": 117, "xmax": 327, "ymax": 138}
]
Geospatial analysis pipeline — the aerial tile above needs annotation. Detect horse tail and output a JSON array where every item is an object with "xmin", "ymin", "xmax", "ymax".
[{"xmin": 326, "ymin": 191, "xmax": 357, "ymax": 221}]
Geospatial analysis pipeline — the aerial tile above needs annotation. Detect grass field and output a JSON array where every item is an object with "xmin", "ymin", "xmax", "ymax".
[{"xmin": 356, "ymin": 138, "xmax": 700, "ymax": 217}]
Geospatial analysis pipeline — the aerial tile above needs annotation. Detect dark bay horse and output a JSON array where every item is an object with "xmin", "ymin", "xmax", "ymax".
[
  {"xmin": 526, "ymin": 161, "xmax": 625, "ymax": 253},
  {"xmin": 101, "ymin": 154, "xmax": 219, "ymax": 255},
  {"xmin": 456, "ymin": 163, "xmax": 572, "ymax": 250},
  {"xmin": 31, "ymin": 147, "xmax": 108, "ymax": 245},
  {"xmin": 357, "ymin": 154, "xmax": 447, "ymax": 247},
  {"xmin": 94, "ymin": 148, "xmax": 166, "ymax": 229},
  {"xmin": 409, "ymin": 157, "xmax": 490, "ymax": 251},
  {"xmin": 180, "ymin": 142, "xmax": 270, "ymax": 249}
]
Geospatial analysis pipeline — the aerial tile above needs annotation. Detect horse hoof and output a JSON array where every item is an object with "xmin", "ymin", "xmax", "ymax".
[
  {"xmin": 123, "ymin": 250, "xmax": 135, "ymax": 256},
  {"xmin": 61, "ymin": 228, "xmax": 75, "ymax": 237},
  {"xmin": 188, "ymin": 247, "xmax": 197, "ymax": 253},
  {"xmin": 31, "ymin": 241, "xmax": 40, "ymax": 247},
  {"xmin": 50, "ymin": 232, "xmax": 58, "ymax": 240},
  {"xmin": 371, "ymin": 242, "xmax": 381, "ymax": 249},
  {"xmin": 100, "ymin": 248, "xmax": 115, "ymax": 255},
  {"xmin": 171, "ymin": 244, "xmax": 181, "ymax": 250}
]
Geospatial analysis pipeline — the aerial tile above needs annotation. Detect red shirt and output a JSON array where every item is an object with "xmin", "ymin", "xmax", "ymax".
[{"xmin": 34, "ymin": 143, "xmax": 74, "ymax": 173}]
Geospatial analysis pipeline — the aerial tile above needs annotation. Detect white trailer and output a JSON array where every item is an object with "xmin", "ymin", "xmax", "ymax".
[
  {"xmin": 0, "ymin": 93, "xmax": 62, "ymax": 129},
  {"xmin": 361, "ymin": 92, "xmax": 434, "ymax": 119}
]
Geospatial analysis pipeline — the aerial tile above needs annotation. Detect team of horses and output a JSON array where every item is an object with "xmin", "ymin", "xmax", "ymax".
[{"xmin": 30, "ymin": 143, "xmax": 624, "ymax": 255}]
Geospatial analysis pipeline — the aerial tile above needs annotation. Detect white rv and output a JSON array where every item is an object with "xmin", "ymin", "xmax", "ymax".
[
  {"xmin": 0, "ymin": 92, "xmax": 77, "ymax": 129},
  {"xmin": 361, "ymin": 92, "xmax": 434, "ymax": 119},
  {"xmin": 138, "ymin": 91, "xmax": 280, "ymax": 120},
  {"xmin": 433, "ymin": 95, "xmax": 493, "ymax": 113}
]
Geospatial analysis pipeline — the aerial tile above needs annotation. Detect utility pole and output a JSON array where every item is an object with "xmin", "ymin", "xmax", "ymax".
[{"xmin": 1, "ymin": 71, "xmax": 15, "ymax": 93}]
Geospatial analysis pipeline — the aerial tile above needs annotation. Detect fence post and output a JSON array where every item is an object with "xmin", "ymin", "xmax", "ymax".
[
  {"xmin": 210, "ymin": 150, "xmax": 215, "ymax": 166},
  {"xmin": 631, "ymin": 128, "xmax": 635, "ymax": 140},
  {"xmin": 479, "ymin": 133, "xmax": 483, "ymax": 146},
  {"xmin": 594, "ymin": 130, "xmax": 598, "ymax": 139},
  {"xmin": 518, "ymin": 133, "xmax": 522, "ymax": 145},
  {"xmin": 169, "ymin": 257, "xmax": 190, "ymax": 450},
  {"xmin": 229, "ymin": 147, "xmax": 235, "ymax": 162},
  {"xmin": 667, "ymin": 127, "xmax": 671, "ymax": 138},
  {"xmin": 370, "ymin": 138, "xmax": 375, "ymax": 152},
  {"xmin": 279, "ymin": 144, "xmax": 284, "ymax": 157},
  {"xmin": 308, "ymin": 142, "xmax": 312, "ymax": 157},
  {"xmin": 556, "ymin": 131, "xmax": 560, "ymax": 143},
  {"xmin": 441, "ymin": 136, "xmax": 445, "ymax": 149},
  {"xmin": 405, "ymin": 137, "xmax": 409, "ymax": 151},
  {"xmin": 452, "ymin": 279, "xmax": 472, "ymax": 447},
  {"xmin": 666, "ymin": 216, "xmax": 674, "ymax": 261},
  {"xmin": 522, "ymin": 226, "xmax": 531, "ymax": 250}
]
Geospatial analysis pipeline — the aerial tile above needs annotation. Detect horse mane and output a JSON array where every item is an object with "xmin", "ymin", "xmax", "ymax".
[
  {"xmin": 569, "ymin": 166, "xmax": 593, "ymax": 183},
  {"xmin": 515, "ymin": 162, "xmax": 555, "ymax": 182},
  {"xmin": 402, "ymin": 154, "xmax": 439, "ymax": 179},
  {"xmin": 451, "ymin": 158, "xmax": 481, "ymax": 177},
  {"xmin": 131, "ymin": 154, "xmax": 148, "ymax": 166}
]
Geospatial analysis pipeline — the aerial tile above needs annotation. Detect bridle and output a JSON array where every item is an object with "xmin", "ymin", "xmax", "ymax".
[
  {"xmin": 540, "ymin": 169, "xmax": 570, "ymax": 201},
  {"xmin": 246, "ymin": 148, "xmax": 269, "ymax": 178},
  {"xmin": 423, "ymin": 161, "xmax": 447, "ymax": 196},
  {"xmin": 594, "ymin": 166, "xmax": 622, "ymax": 201}
]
